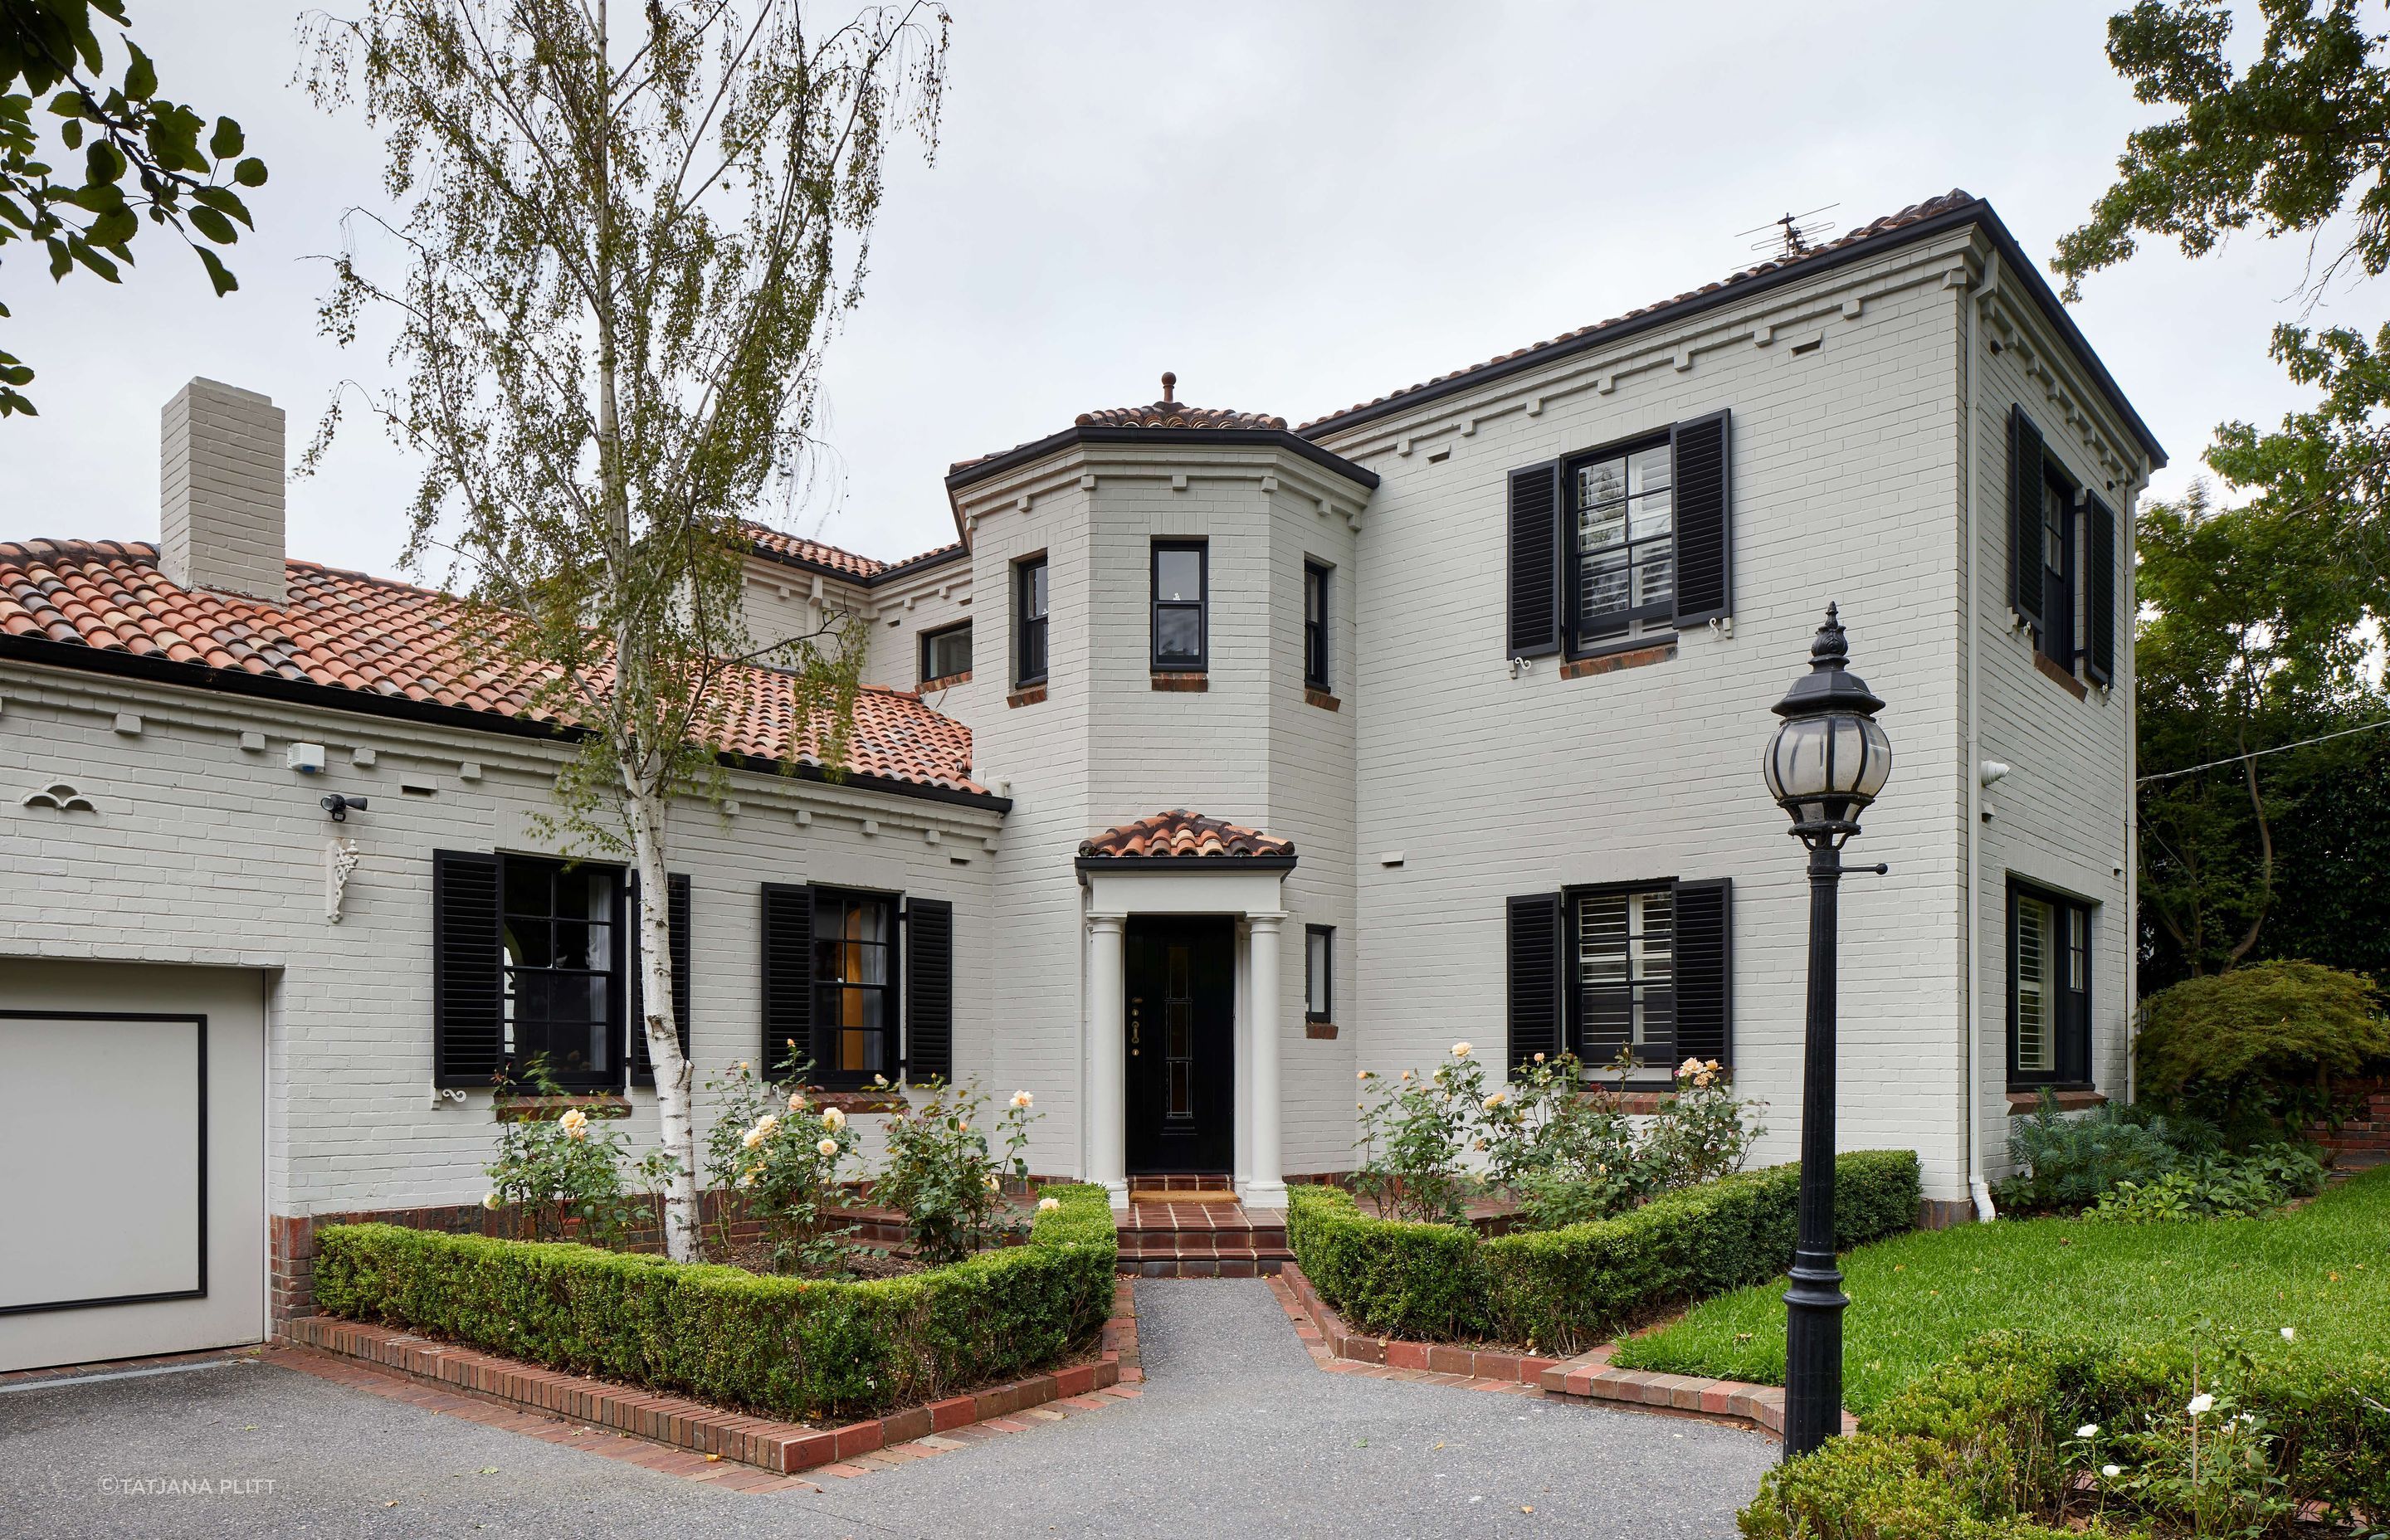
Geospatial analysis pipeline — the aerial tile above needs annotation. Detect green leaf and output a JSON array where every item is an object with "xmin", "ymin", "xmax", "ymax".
[
  {"xmin": 123, "ymin": 46, "xmax": 157, "ymax": 105},
  {"xmin": 187, "ymin": 205, "xmax": 237, "ymax": 245},
  {"xmin": 45, "ymin": 236, "xmax": 71, "ymax": 280},
  {"xmin": 87, "ymin": 207, "xmax": 137, "ymax": 249},
  {"xmin": 208, "ymin": 117, "xmax": 244, "ymax": 161},
  {"xmin": 66, "ymin": 234, "xmax": 120, "ymax": 282},
  {"xmin": 60, "ymin": 119, "xmax": 82, "ymax": 150},
  {"xmin": 47, "ymin": 90, "xmax": 85, "ymax": 119},
  {"xmin": 232, "ymin": 157, "xmax": 266, "ymax": 188},
  {"xmin": 195, "ymin": 246, "xmax": 237, "ymax": 297},
  {"xmin": 85, "ymin": 138, "xmax": 125, "ymax": 186},
  {"xmin": 192, "ymin": 185, "xmax": 252, "ymax": 229}
]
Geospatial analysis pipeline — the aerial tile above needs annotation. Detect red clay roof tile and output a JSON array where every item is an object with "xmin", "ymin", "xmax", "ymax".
[{"xmin": 1077, "ymin": 810, "xmax": 1293, "ymax": 861}]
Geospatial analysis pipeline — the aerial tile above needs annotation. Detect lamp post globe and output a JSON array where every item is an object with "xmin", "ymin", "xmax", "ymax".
[{"xmin": 1763, "ymin": 603, "xmax": 1891, "ymax": 1462}]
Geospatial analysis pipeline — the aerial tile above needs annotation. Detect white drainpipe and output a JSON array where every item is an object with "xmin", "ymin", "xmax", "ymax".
[{"xmin": 1964, "ymin": 246, "xmax": 2002, "ymax": 1223}]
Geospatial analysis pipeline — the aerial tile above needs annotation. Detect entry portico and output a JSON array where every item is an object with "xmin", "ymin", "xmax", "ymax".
[{"xmin": 1076, "ymin": 811, "xmax": 1296, "ymax": 1212}]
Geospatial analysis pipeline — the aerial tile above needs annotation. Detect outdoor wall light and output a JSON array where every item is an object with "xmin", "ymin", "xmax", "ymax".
[{"xmin": 321, "ymin": 793, "xmax": 369, "ymax": 821}]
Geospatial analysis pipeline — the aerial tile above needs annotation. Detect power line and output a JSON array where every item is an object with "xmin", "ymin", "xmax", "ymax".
[{"xmin": 2138, "ymin": 716, "xmax": 2390, "ymax": 784}]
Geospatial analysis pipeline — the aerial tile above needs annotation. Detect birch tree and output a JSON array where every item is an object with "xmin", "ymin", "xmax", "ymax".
[{"xmin": 302, "ymin": 0, "xmax": 949, "ymax": 1260}]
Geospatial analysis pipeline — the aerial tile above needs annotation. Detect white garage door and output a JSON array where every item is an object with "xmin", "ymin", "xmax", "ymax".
[{"xmin": 0, "ymin": 962, "xmax": 266, "ymax": 1373}]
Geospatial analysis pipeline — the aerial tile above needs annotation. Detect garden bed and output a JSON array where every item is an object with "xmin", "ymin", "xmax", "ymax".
[
  {"xmin": 310, "ymin": 1182, "xmax": 1117, "ymax": 1423},
  {"xmin": 1285, "ymin": 1150, "xmax": 1921, "ymax": 1354}
]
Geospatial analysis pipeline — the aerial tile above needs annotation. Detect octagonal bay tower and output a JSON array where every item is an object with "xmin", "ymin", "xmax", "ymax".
[{"xmin": 944, "ymin": 381, "xmax": 1378, "ymax": 1209}]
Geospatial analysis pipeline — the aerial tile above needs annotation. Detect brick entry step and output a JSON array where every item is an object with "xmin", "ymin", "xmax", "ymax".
[{"xmin": 1116, "ymin": 1185, "xmax": 1290, "ymax": 1277}]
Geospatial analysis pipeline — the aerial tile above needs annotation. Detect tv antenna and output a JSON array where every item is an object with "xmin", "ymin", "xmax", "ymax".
[{"xmin": 1739, "ymin": 203, "xmax": 1839, "ymax": 259}]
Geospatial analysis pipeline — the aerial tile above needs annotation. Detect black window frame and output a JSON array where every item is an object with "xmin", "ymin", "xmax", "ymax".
[
  {"xmin": 1150, "ymin": 539, "xmax": 1208, "ymax": 673},
  {"xmin": 1013, "ymin": 554, "xmax": 1049, "ymax": 688},
  {"xmin": 2007, "ymin": 879, "xmax": 2093, "ymax": 1088},
  {"xmin": 1566, "ymin": 878, "xmax": 1680, "ymax": 1084},
  {"xmin": 918, "ymin": 620, "xmax": 972, "ymax": 685},
  {"xmin": 1302, "ymin": 559, "xmax": 1331, "ymax": 691},
  {"xmin": 809, "ymin": 885, "xmax": 901, "ymax": 1090},
  {"xmin": 1564, "ymin": 431, "xmax": 1677, "ymax": 657},
  {"xmin": 2037, "ymin": 463, "xmax": 2080, "ymax": 675},
  {"xmin": 1305, "ymin": 924, "xmax": 1334, "ymax": 1023},
  {"xmin": 499, "ymin": 853, "xmax": 627, "ymax": 1092}
]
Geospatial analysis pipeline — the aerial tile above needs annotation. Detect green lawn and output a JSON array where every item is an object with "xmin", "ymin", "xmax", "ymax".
[{"xmin": 1612, "ymin": 1165, "xmax": 2390, "ymax": 1416}]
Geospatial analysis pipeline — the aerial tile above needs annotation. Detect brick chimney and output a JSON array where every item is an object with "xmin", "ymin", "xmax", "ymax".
[{"xmin": 160, "ymin": 378, "xmax": 286, "ymax": 606}]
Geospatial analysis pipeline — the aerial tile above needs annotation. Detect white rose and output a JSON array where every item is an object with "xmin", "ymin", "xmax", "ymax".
[
  {"xmin": 1482, "ymin": 1091, "xmax": 1507, "ymax": 1109},
  {"xmin": 817, "ymin": 1138, "xmax": 839, "ymax": 1157},
  {"xmin": 1010, "ymin": 1090, "xmax": 1034, "ymax": 1109},
  {"xmin": 2100, "ymin": 1464, "xmax": 2120, "ymax": 1479},
  {"xmin": 481, "ymin": 1192, "xmax": 501, "ymax": 1211},
  {"xmin": 1533, "ymin": 1052, "xmax": 1545, "ymax": 1064},
  {"xmin": 2187, "ymin": 1393, "xmax": 2214, "ymax": 1416},
  {"xmin": 822, "ymin": 1107, "xmax": 846, "ymax": 1131},
  {"xmin": 2281, "ymin": 1326, "xmax": 2296, "ymax": 1342},
  {"xmin": 2075, "ymin": 1424, "xmax": 2099, "ymax": 1439},
  {"xmin": 1036, "ymin": 1196, "xmax": 1061, "ymax": 1213},
  {"xmin": 1451, "ymin": 1041, "xmax": 1473, "ymax": 1059},
  {"xmin": 788, "ymin": 1092, "xmax": 807, "ymax": 1114},
  {"xmin": 1678, "ymin": 1056, "xmax": 1705, "ymax": 1079}
]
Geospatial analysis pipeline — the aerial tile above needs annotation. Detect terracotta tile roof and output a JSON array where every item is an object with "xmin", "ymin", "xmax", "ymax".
[
  {"xmin": 1077, "ymin": 809, "xmax": 1295, "ymax": 861},
  {"xmin": 738, "ymin": 521, "xmax": 966, "ymax": 583},
  {"xmin": 949, "ymin": 372, "xmax": 1290, "ymax": 478},
  {"xmin": 0, "ymin": 539, "xmax": 985, "ymax": 796},
  {"xmin": 1297, "ymin": 190, "xmax": 1982, "ymax": 433}
]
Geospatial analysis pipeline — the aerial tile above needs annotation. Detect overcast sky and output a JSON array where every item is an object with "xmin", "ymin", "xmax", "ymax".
[{"xmin": 2, "ymin": 2, "xmax": 2362, "ymax": 582}]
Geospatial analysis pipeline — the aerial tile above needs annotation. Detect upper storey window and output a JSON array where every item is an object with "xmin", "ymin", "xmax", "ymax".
[
  {"xmin": 919, "ymin": 621, "xmax": 971, "ymax": 685},
  {"xmin": 1303, "ymin": 560, "xmax": 1330, "ymax": 691},
  {"xmin": 1014, "ymin": 555, "xmax": 1049, "ymax": 687},
  {"xmin": 1152, "ymin": 541, "xmax": 1207, "ymax": 671},
  {"xmin": 2007, "ymin": 405, "xmax": 2118, "ymax": 690},
  {"xmin": 1571, "ymin": 441, "xmax": 1674, "ymax": 646}
]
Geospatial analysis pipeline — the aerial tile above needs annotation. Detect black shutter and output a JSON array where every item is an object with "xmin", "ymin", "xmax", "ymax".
[
  {"xmin": 630, "ymin": 872, "xmax": 693, "ymax": 1086},
  {"xmin": 906, "ymin": 897, "xmax": 954, "ymax": 1083},
  {"xmin": 1506, "ymin": 461, "xmax": 1563, "ymax": 657},
  {"xmin": 1670, "ymin": 409, "xmax": 1732, "ymax": 625},
  {"xmin": 761, "ymin": 882, "xmax": 814, "ymax": 1079},
  {"xmin": 2007, "ymin": 406, "xmax": 2046, "ymax": 627},
  {"xmin": 1673, "ymin": 879, "xmax": 1734, "ymax": 1067},
  {"xmin": 1505, "ymin": 893, "xmax": 1564, "ymax": 1075},
  {"xmin": 2085, "ymin": 493, "xmax": 2117, "ymax": 686},
  {"xmin": 432, "ymin": 850, "xmax": 505, "ymax": 1088}
]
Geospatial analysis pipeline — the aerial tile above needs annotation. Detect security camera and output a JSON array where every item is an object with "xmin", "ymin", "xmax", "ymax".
[{"xmin": 321, "ymin": 793, "xmax": 369, "ymax": 821}]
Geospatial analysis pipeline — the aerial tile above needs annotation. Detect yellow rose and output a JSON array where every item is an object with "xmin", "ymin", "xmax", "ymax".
[
  {"xmin": 1036, "ymin": 1196, "xmax": 1061, "ymax": 1214},
  {"xmin": 822, "ymin": 1106, "xmax": 846, "ymax": 1132},
  {"xmin": 817, "ymin": 1138, "xmax": 839, "ymax": 1157}
]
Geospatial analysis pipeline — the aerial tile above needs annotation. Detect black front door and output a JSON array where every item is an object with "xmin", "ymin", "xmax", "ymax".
[{"xmin": 1124, "ymin": 918, "xmax": 1234, "ymax": 1175}]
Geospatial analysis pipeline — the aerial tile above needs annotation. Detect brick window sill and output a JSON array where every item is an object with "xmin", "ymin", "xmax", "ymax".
[
  {"xmin": 1007, "ymin": 683, "xmax": 1047, "ymax": 709},
  {"xmin": 1560, "ymin": 641, "xmax": 1676, "ymax": 680},
  {"xmin": 798, "ymin": 1089, "xmax": 910, "ymax": 1114},
  {"xmin": 1152, "ymin": 672, "xmax": 1209, "ymax": 692},
  {"xmin": 494, "ymin": 1093, "xmax": 632, "ymax": 1123},
  {"xmin": 919, "ymin": 670, "xmax": 971, "ymax": 692},
  {"xmin": 2006, "ymin": 1086, "xmax": 2107, "ymax": 1113},
  {"xmin": 1304, "ymin": 689, "xmax": 1340, "ymax": 711},
  {"xmin": 2033, "ymin": 650, "xmax": 2090, "ymax": 701},
  {"xmin": 1305, "ymin": 1021, "xmax": 1338, "ymax": 1040}
]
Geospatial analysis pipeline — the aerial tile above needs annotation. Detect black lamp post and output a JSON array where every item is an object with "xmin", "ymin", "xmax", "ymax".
[{"xmin": 1762, "ymin": 603, "xmax": 1892, "ymax": 1461}]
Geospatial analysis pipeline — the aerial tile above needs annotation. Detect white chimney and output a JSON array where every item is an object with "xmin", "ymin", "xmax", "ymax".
[{"xmin": 160, "ymin": 378, "xmax": 286, "ymax": 606}]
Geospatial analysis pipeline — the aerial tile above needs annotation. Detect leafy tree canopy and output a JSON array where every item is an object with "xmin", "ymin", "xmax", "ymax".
[{"xmin": 0, "ymin": 0, "xmax": 268, "ymax": 416}]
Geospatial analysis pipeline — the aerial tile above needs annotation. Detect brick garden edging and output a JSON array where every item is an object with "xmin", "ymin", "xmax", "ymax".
[
  {"xmin": 1277, "ymin": 1262, "xmax": 1854, "ymax": 1439},
  {"xmin": 279, "ymin": 1277, "xmax": 1140, "ymax": 1477}
]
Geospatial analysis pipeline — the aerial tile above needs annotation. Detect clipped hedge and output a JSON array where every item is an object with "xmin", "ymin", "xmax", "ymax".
[
  {"xmin": 1743, "ymin": 1332, "xmax": 2390, "ymax": 1538},
  {"xmin": 312, "ymin": 1183, "xmax": 1115, "ymax": 1421},
  {"xmin": 1289, "ymin": 1150, "xmax": 1921, "ymax": 1352}
]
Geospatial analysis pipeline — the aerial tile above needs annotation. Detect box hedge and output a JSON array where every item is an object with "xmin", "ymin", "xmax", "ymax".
[
  {"xmin": 1288, "ymin": 1150, "xmax": 1921, "ymax": 1352},
  {"xmin": 311, "ymin": 1183, "xmax": 1116, "ymax": 1421},
  {"xmin": 1742, "ymin": 1331, "xmax": 2390, "ymax": 1538}
]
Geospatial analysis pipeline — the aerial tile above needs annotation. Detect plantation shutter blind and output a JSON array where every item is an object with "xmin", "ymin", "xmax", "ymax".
[
  {"xmin": 2007, "ymin": 406, "xmax": 2046, "ymax": 628},
  {"xmin": 629, "ymin": 872, "xmax": 692, "ymax": 1087},
  {"xmin": 1505, "ymin": 461, "xmax": 1563, "ymax": 658},
  {"xmin": 431, "ymin": 849, "xmax": 505, "ymax": 1088},
  {"xmin": 905, "ymin": 897, "xmax": 954, "ymax": 1083},
  {"xmin": 1505, "ymin": 893, "xmax": 1565, "ymax": 1076},
  {"xmin": 2085, "ymin": 493, "xmax": 2118, "ymax": 686},
  {"xmin": 1669, "ymin": 410, "xmax": 1733, "ymax": 626},
  {"xmin": 760, "ymin": 882, "xmax": 814, "ymax": 1079},
  {"xmin": 1672, "ymin": 878, "xmax": 1734, "ymax": 1067}
]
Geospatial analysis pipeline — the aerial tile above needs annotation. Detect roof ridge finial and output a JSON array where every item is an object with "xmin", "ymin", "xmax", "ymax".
[
  {"xmin": 1160, "ymin": 370, "xmax": 1177, "ymax": 405},
  {"xmin": 1810, "ymin": 602, "xmax": 1848, "ymax": 668}
]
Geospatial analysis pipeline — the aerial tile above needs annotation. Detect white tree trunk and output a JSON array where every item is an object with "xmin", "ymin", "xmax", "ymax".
[{"xmin": 628, "ymin": 777, "xmax": 702, "ymax": 1261}]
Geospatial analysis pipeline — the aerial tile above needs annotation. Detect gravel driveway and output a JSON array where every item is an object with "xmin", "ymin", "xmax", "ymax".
[{"xmin": 0, "ymin": 1279, "xmax": 1773, "ymax": 1539}]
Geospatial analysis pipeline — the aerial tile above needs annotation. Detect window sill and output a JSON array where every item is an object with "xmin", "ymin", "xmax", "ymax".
[
  {"xmin": 1304, "ymin": 688, "xmax": 1340, "ymax": 711},
  {"xmin": 2033, "ymin": 650, "xmax": 2089, "ymax": 701},
  {"xmin": 919, "ymin": 670, "xmax": 971, "ymax": 692},
  {"xmin": 1151, "ymin": 672, "xmax": 1209, "ymax": 692},
  {"xmin": 1007, "ymin": 683, "xmax": 1047, "ymax": 709},
  {"xmin": 1305, "ymin": 1020, "xmax": 1337, "ymax": 1040},
  {"xmin": 2005, "ymin": 1086, "xmax": 2106, "ymax": 1113},
  {"xmin": 1560, "ymin": 639, "xmax": 1676, "ymax": 680},
  {"xmin": 494, "ymin": 1093, "xmax": 632, "ymax": 1123},
  {"xmin": 797, "ymin": 1088, "xmax": 910, "ymax": 1114}
]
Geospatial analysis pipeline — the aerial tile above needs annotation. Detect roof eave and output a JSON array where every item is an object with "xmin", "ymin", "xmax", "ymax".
[
  {"xmin": 1072, "ymin": 853, "xmax": 1299, "ymax": 874},
  {"xmin": 945, "ymin": 425, "xmax": 1383, "ymax": 509}
]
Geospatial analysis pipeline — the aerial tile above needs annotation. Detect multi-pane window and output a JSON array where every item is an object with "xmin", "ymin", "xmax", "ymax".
[
  {"xmin": 1014, "ymin": 556, "xmax": 1048, "ymax": 686},
  {"xmin": 1571, "ymin": 441, "xmax": 1674, "ymax": 647},
  {"xmin": 1151, "ymin": 541, "xmax": 1207, "ymax": 670},
  {"xmin": 2038, "ymin": 475, "xmax": 2077, "ymax": 671},
  {"xmin": 813, "ymin": 889, "xmax": 894, "ymax": 1085},
  {"xmin": 1305, "ymin": 925, "xmax": 1333, "ymax": 1022},
  {"xmin": 1303, "ymin": 561, "xmax": 1330, "ymax": 691},
  {"xmin": 1573, "ymin": 886, "xmax": 1675, "ymax": 1074},
  {"xmin": 919, "ymin": 621, "xmax": 971, "ymax": 685},
  {"xmin": 2009, "ymin": 882, "xmax": 2092, "ymax": 1084},
  {"xmin": 500, "ymin": 856, "xmax": 621, "ymax": 1088}
]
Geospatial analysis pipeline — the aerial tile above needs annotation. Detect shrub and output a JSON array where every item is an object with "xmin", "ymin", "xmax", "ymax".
[
  {"xmin": 1638, "ymin": 1056, "xmax": 1768, "ymax": 1191},
  {"xmin": 1354, "ymin": 1042, "xmax": 1491, "ymax": 1222},
  {"xmin": 1742, "ymin": 1330, "xmax": 2390, "ymax": 1538},
  {"xmin": 312, "ymin": 1183, "xmax": 1115, "ymax": 1421},
  {"xmin": 876, "ymin": 1079, "xmax": 1041, "ymax": 1265},
  {"xmin": 1996, "ymin": 1094, "xmax": 2188, "ymax": 1214},
  {"xmin": 1483, "ymin": 1055, "xmax": 1647, "ymax": 1228},
  {"xmin": 721, "ymin": 1079, "xmax": 865, "ymax": 1274},
  {"xmin": 484, "ymin": 1056, "xmax": 667, "ymax": 1245},
  {"xmin": 2136, "ymin": 961, "xmax": 2390, "ymax": 1140},
  {"xmin": 2086, "ymin": 1143, "xmax": 2325, "ymax": 1223},
  {"xmin": 1290, "ymin": 1149, "xmax": 1920, "ymax": 1353}
]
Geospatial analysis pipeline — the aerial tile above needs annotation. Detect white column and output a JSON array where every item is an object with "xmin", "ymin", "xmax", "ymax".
[
  {"xmin": 1085, "ymin": 914, "xmax": 1129, "ymax": 1210},
  {"xmin": 1243, "ymin": 912, "xmax": 1288, "ymax": 1211}
]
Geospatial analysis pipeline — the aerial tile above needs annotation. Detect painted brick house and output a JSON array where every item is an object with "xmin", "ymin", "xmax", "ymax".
[{"xmin": 0, "ymin": 189, "xmax": 2160, "ymax": 1372}]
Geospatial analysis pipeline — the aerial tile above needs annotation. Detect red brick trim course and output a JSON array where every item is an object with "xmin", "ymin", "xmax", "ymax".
[
  {"xmin": 281, "ymin": 1275, "xmax": 1137, "ymax": 1476},
  {"xmin": 1280, "ymin": 1261, "xmax": 1855, "ymax": 1439}
]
